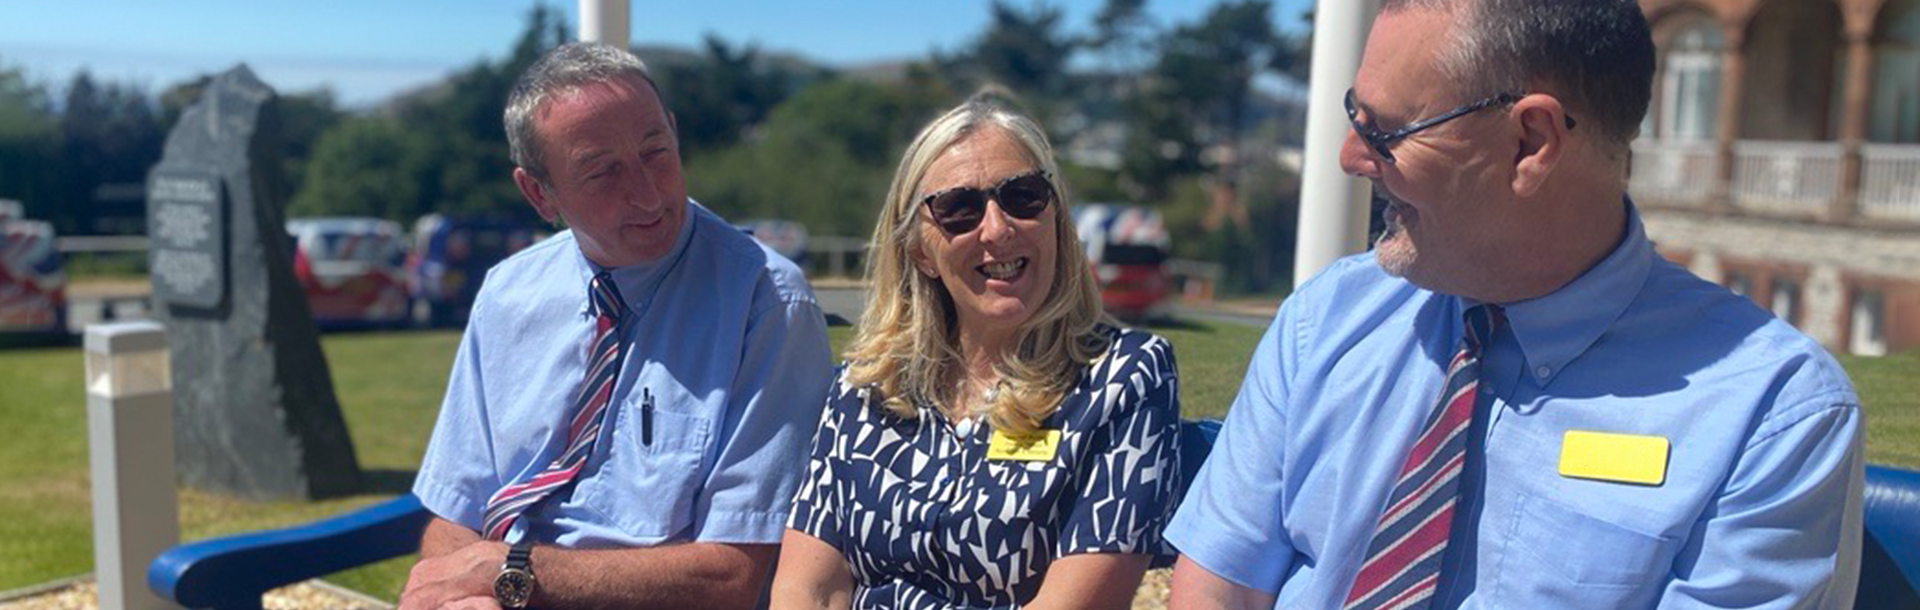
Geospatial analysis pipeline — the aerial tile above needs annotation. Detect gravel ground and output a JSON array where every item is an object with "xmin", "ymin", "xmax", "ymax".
[
  {"xmin": 0, "ymin": 579, "xmax": 388, "ymax": 610},
  {"xmin": 1132, "ymin": 568, "xmax": 1173, "ymax": 609},
  {"xmin": 1, "ymin": 571, "xmax": 1173, "ymax": 609}
]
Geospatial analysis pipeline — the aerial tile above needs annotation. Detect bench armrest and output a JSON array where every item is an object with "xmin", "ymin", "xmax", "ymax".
[{"xmin": 148, "ymin": 493, "xmax": 431, "ymax": 609}]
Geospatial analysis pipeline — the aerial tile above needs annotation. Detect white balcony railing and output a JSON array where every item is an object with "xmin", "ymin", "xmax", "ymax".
[
  {"xmin": 1730, "ymin": 141, "xmax": 1843, "ymax": 216},
  {"xmin": 1629, "ymin": 139, "xmax": 1717, "ymax": 206},
  {"xmin": 1860, "ymin": 144, "xmax": 1920, "ymax": 222}
]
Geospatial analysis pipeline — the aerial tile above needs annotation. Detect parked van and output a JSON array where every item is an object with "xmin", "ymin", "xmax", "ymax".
[
  {"xmin": 1073, "ymin": 204, "xmax": 1171, "ymax": 321},
  {"xmin": 407, "ymin": 214, "xmax": 543, "ymax": 327},
  {"xmin": 0, "ymin": 202, "xmax": 67, "ymax": 334},
  {"xmin": 288, "ymin": 217, "xmax": 410, "ymax": 329}
]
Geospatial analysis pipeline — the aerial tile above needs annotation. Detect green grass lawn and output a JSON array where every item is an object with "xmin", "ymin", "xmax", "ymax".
[
  {"xmin": 0, "ymin": 330, "xmax": 463, "ymax": 596},
  {"xmin": 1842, "ymin": 351, "xmax": 1920, "ymax": 468},
  {"xmin": 0, "ymin": 321, "xmax": 1913, "ymax": 600}
]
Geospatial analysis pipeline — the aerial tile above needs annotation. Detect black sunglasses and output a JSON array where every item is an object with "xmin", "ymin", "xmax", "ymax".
[
  {"xmin": 1344, "ymin": 88, "xmax": 1576, "ymax": 163},
  {"xmin": 920, "ymin": 170, "xmax": 1057, "ymax": 235}
]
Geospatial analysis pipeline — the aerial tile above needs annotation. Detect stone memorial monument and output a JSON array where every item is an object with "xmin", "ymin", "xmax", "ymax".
[{"xmin": 147, "ymin": 65, "xmax": 360, "ymax": 500}]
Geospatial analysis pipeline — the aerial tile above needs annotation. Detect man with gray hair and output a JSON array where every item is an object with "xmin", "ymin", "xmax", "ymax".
[
  {"xmin": 399, "ymin": 42, "xmax": 832, "ymax": 609},
  {"xmin": 1167, "ymin": 0, "xmax": 1862, "ymax": 608}
]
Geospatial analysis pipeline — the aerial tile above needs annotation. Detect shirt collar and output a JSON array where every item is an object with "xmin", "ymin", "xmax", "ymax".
[
  {"xmin": 1486, "ymin": 197, "xmax": 1653, "ymax": 387},
  {"xmin": 572, "ymin": 198, "xmax": 701, "ymax": 316}
]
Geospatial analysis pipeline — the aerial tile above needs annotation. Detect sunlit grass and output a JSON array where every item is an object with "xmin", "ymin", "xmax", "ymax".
[{"xmin": 2, "ymin": 321, "xmax": 1913, "ymax": 599}]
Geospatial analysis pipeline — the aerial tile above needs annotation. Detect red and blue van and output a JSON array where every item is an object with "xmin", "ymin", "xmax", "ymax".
[
  {"xmin": 288, "ymin": 217, "xmax": 411, "ymax": 329},
  {"xmin": 406, "ymin": 214, "xmax": 544, "ymax": 328},
  {"xmin": 1073, "ymin": 204, "xmax": 1171, "ymax": 322},
  {"xmin": 0, "ymin": 201, "xmax": 66, "ymax": 334}
]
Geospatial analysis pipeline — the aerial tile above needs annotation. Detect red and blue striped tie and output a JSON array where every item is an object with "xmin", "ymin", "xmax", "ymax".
[
  {"xmin": 1343, "ymin": 305, "xmax": 1502, "ymax": 610},
  {"xmin": 480, "ymin": 272, "xmax": 629, "ymax": 541}
]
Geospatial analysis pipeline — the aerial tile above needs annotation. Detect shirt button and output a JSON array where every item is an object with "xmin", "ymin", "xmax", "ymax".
[{"xmin": 1535, "ymin": 365, "xmax": 1551, "ymax": 379}]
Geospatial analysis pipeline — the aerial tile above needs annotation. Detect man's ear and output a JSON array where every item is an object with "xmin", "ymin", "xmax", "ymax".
[
  {"xmin": 513, "ymin": 167, "xmax": 560, "ymax": 224},
  {"xmin": 1511, "ymin": 94, "xmax": 1569, "ymax": 198}
]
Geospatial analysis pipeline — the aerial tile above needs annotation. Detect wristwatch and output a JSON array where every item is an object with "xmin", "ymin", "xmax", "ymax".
[{"xmin": 493, "ymin": 540, "xmax": 537, "ymax": 608}]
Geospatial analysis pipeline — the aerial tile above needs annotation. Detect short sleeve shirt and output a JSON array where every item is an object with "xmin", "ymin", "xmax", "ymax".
[
  {"xmin": 1165, "ymin": 200, "xmax": 1863, "ymax": 609},
  {"xmin": 788, "ymin": 326, "xmax": 1183, "ymax": 609},
  {"xmin": 413, "ymin": 200, "xmax": 834, "ymax": 548}
]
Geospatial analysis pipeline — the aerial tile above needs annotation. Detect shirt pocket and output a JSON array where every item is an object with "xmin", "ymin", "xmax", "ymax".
[
  {"xmin": 1496, "ymin": 492, "xmax": 1678, "ymax": 608},
  {"xmin": 579, "ymin": 405, "xmax": 712, "ymax": 544}
]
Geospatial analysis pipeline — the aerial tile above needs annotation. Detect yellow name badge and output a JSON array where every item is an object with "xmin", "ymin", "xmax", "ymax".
[
  {"xmin": 987, "ymin": 429, "xmax": 1061, "ymax": 461},
  {"xmin": 1558, "ymin": 430, "xmax": 1670, "ymax": 486}
]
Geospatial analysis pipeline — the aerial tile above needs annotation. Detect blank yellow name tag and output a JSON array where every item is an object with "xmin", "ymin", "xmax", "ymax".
[
  {"xmin": 1559, "ymin": 430, "xmax": 1670, "ymax": 486},
  {"xmin": 987, "ymin": 429, "xmax": 1061, "ymax": 461}
]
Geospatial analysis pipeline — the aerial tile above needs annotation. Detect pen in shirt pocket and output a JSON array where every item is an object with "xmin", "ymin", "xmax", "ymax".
[{"xmin": 642, "ymin": 388, "xmax": 654, "ymax": 446}]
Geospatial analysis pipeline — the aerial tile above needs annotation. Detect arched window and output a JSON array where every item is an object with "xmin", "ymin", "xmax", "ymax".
[{"xmin": 1658, "ymin": 16, "xmax": 1723, "ymax": 141}]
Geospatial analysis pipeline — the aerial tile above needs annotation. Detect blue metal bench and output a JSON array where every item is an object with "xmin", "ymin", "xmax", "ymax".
[
  {"xmin": 148, "ymin": 493, "xmax": 430, "ymax": 610},
  {"xmin": 1861, "ymin": 465, "xmax": 1920, "ymax": 608},
  {"xmin": 148, "ymin": 427, "xmax": 1916, "ymax": 609}
]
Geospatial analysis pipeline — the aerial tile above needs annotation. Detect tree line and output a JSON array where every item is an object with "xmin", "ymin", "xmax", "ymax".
[{"xmin": 0, "ymin": 0, "xmax": 1311, "ymax": 293}]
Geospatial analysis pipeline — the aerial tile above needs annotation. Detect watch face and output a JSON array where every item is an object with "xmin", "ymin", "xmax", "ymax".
[{"xmin": 494, "ymin": 568, "xmax": 535, "ymax": 608}]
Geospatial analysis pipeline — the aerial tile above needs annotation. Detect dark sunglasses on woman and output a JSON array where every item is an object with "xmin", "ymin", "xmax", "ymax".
[{"xmin": 921, "ymin": 170, "xmax": 1057, "ymax": 235}]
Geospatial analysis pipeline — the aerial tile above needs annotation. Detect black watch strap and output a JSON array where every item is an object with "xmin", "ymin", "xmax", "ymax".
[
  {"xmin": 495, "ymin": 540, "xmax": 538, "ymax": 609},
  {"xmin": 507, "ymin": 540, "xmax": 534, "ymax": 571}
]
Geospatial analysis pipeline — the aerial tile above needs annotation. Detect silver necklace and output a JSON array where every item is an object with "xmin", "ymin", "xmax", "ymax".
[{"xmin": 952, "ymin": 382, "xmax": 999, "ymax": 438}]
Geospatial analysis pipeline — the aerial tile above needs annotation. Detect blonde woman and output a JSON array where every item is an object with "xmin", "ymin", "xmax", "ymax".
[{"xmin": 770, "ymin": 96, "xmax": 1183, "ymax": 610}]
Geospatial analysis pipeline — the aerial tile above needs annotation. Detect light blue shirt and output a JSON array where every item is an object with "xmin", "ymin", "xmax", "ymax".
[
  {"xmin": 1166, "ymin": 201, "xmax": 1864, "ymax": 609},
  {"xmin": 414, "ymin": 200, "xmax": 834, "ymax": 548}
]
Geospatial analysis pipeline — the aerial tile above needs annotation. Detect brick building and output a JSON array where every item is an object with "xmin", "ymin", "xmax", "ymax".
[{"xmin": 1631, "ymin": 0, "xmax": 1920, "ymax": 355}]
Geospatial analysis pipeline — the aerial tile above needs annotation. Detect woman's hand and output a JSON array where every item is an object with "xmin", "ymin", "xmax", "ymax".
[{"xmin": 769, "ymin": 529, "xmax": 854, "ymax": 610}]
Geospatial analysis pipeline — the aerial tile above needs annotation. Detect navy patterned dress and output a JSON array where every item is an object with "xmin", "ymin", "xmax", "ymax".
[{"xmin": 787, "ymin": 326, "xmax": 1182, "ymax": 609}]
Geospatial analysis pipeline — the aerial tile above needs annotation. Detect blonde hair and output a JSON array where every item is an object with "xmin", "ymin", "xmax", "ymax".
[{"xmin": 843, "ymin": 94, "xmax": 1109, "ymax": 434}]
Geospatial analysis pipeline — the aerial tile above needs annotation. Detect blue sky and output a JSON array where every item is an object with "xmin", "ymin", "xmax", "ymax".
[{"xmin": 0, "ymin": 0, "xmax": 1314, "ymax": 108}]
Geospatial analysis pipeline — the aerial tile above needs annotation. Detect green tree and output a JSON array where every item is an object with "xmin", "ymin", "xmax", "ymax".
[
  {"xmin": 61, "ymin": 71, "xmax": 164, "ymax": 233},
  {"xmin": 1104, "ymin": 0, "xmax": 1307, "ymax": 293},
  {"xmin": 654, "ymin": 35, "xmax": 824, "ymax": 157},
  {"xmin": 0, "ymin": 59, "xmax": 65, "ymax": 221},
  {"xmin": 968, "ymin": 1, "xmax": 1074, "ymax": 99},
  {"xmin": 1087, "ymin": 0, "xmax": 1156, "ymax": 74},
  {"xmin": 272, "ymin": 89, "xmax": 344, "ymax": 193},
  {"xmin": 686, "ymin": 77, "xmax": 948, "ymax": 239},
  {"xmin": 289, "ymin": 117, "xmax": 424, "ymax": 220},
  {"xmin": 300, "ymin": 3, "xmax": 565, "ymax": 223},
  {"xmin": 927, "ymin": 0, "xmax": 1076, "ymax": 127},
  {"xmin": 1150, "ymin": 0, "xmax": 1299, "ymax": 153}
]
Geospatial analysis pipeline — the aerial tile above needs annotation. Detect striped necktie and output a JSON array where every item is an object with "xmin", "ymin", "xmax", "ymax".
[
  {"xmin": 480, "ymin": 272, "xmax": 630, "ymax": 541},
  {"xmin": 1343, "ymin": 304, "xmax": 1502, "ymax": 610}
]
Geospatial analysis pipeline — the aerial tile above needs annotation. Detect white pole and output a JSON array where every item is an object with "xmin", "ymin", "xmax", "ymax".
[
  {"xmin": 578, "ymin": 0, "xmax": 630, "ymax": 48},
  {"xmin": 85, "ymin": 320, "xmax": 178, "ymax": 610},
  {"xmin": 1293, "ymin": 0, "xmax": 1381, "ymax": 289}
]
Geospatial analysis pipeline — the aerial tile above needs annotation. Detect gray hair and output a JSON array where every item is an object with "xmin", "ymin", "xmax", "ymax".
[
  {"xmin": 504, "ymin": 42, "xmax": 661, "ymax": 183},
  {"xmin": 1383, "ymin": 0, "xmax": 1655, "ymax": 154}
]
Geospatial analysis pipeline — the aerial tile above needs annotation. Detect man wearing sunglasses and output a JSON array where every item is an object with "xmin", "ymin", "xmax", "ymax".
[
  {"xmin": 1167, "ymin": 1, "xmax": 1862, "ymax": 609},
  {"xmin": 399, "ymin": 42, "xmax": 833, "ymax": 610}
]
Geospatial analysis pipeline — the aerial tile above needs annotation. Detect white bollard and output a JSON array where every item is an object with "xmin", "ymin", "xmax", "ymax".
[
  {"xmin": 578, "ymin": 0, "xmax": 629, "ymax": 48},
  {"xmin": 85, "ymin": 320, "xmax": 179, "ymax": 610}
]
